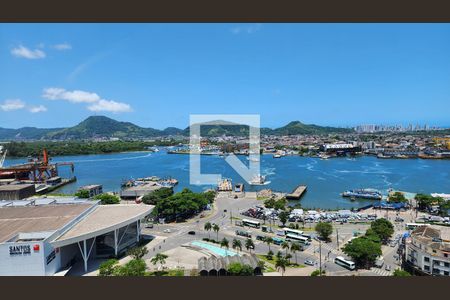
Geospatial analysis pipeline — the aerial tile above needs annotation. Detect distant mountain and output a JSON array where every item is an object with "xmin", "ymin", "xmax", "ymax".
[
  {"xmin": 45, "ymin": 116, "xmax": 162, "ymax": 140},
  {"xmin": 0, "ymin": 116, "xmax": 354, "ymax": 141},
  {"xmin": 271, "ymin": 121, "xmax": 353, "ymax": 135},
  {"xmin": 0, "ymin": 127, "xmax": 62, "ymax": 140}
]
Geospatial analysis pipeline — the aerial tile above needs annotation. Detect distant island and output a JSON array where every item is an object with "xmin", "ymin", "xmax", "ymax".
[{"xmin": 0, "ymin": 115, "xmax": 354, "ymax": 141}]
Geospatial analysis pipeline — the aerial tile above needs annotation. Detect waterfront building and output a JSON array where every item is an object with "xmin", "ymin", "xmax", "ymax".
[
  {"xmin": 0, "ymin": 198, "xmax": 152, "ymax": 275},
  {"xmin": 78, "ymin": 184, "xmax": 103, "ymax": 198},
  {"xmin": 405, "ymin": 225, "xmax": 450, "ymax": 276}
]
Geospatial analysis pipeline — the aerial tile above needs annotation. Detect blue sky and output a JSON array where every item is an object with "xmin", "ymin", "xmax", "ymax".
[{"xmin": 1, "ymin": 23, "xmax": 449, "ymax": 129}]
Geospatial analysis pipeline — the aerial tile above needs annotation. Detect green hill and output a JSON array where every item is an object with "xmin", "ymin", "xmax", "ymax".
[{"xmin": 0, "ymin": 116, "xmax": 354, "ymax": 141}]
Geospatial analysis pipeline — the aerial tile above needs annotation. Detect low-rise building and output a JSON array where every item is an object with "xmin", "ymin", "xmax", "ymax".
[
  {"xmin": 78, "ymin": 184, "xmax": 103, "ymax": 198},
  {"xmin": 405, "ymin": 225, "xmax": 450, "ymax": 276}
]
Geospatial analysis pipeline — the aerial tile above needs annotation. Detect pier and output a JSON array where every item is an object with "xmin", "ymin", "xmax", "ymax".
[{"xmin": 286, "ymin": 185, "xmax": 307, "ymax": 200}]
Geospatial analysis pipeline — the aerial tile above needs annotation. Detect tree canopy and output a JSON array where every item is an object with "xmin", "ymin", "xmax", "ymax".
[
  {"xmin": 142, "ymin": 188, "xmax": 174, "ymax": 205},
  {"xmin": 315, "ymin": 222, "xmax": 333, "ymax": 241},
  {"xmin": 343, "ymin": 236, "xmax": 382, "ymax": 269},
  {"xmin": 227, "ymin": 262, "xmax": 254, "ymax": 276},
  {"xmin": 370, "ymin": 218, "xmax": 394, "ymax": 244},
  {"xmin": 94, "ymin": 193, "xmax": 120, "ymax": 205}
]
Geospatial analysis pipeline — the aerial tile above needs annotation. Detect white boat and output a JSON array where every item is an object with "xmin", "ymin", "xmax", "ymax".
[
  {"xmin": 273, "ymin": 154, "xmax": 281, "ymax": 158},
  {"xmin": 249, "ymin": 174, "xmax": 271, "ymax": 186}
]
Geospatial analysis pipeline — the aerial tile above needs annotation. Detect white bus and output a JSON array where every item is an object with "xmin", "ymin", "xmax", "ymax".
[
  {"xmin": 405, "ymin": 223, "xmax": 428, "ymax": 230},
  {"xmin": 282, "ymin": 228, "xmax": 304, "ymax": 237},
  {"xmin": 334, "ymin": 256, "xmax": 356, "ymax": 270},
  {"xmin": 242, "ymin": 219, "xmax": 261, "ymax": 228},
  {"xmin": 285, "ymin": 234, "xmax": 310, "ymax": 245}
]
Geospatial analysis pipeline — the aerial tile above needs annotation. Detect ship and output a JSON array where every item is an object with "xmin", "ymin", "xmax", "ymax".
[
  {"xmin": 217, "ymin": 178, "xmax": 233, "ymax": 191},
  {"xmin": 341, "ymin": 188, "xmax": 382, "ymax": 200},
  {"xmin": 249, "ymin": 174, "xmax": 271, "ymax": 186}
]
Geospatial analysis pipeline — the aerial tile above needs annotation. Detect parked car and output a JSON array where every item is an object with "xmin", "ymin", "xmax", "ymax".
[
  {"xmin": 385, "ymin": 265, "xmax": 391, "ymax": 271},
  {"xmin": 188, "ymin": 231, "xmax": 196, "ymax": 235},
  {"xmin": 163, "ymin": 229, "xmax": 171, "ymax": 233},
  {"xmin": 304, "ymin": 260, "xmax": 315, "ymax": 266}
]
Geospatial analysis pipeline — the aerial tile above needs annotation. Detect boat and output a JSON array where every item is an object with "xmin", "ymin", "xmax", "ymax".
[
  {"xmin": 273, "ymin": 154, "xmax": 281, "ymax": 158},
  {"xmin": 157, "ymin": 177, "xmax": 179, "ymax": 188},
  {"xmin": 319, "ymin": 153, "xmax": 330, "ymax": 160},
  {"xmin": 249, "ymin": 174, "xmax": 271, "ymax": 186},
  {"xmin": 217, "ymin": 178, "xmax": 233, "ymax": 191},
  {"xmin": 341, "ymin": 188, "xmax": 383, "ymax": 200}
]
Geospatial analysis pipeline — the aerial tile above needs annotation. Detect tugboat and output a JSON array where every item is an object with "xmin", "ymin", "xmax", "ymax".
[{"xmin": 341, "ymin": 188, "xmax": 382, "ymax": 200}]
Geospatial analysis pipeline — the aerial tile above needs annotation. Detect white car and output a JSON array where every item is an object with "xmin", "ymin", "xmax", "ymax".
[{"xmin": 163, "ymin": 229, "xmax": 171, "ymax": 233}]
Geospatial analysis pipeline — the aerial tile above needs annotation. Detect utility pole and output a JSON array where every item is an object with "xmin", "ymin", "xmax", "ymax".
[
  {"xmin": 336, "ymin": 228, "xmax": 339, "ymax": 251},
  {"xmin": 230, "ymin": 209, "xmax": 233, "ymax": 225}
]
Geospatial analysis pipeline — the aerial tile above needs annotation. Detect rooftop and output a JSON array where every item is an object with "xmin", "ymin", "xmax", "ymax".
[
  {"xmin": 54, "ymin": 204, "xmax": 153, "ymax": 246},
  {"xmin": 0, "ymin": 184, "xmax": 35, "ymax": 191},
  {"xmin": 0, "ymin": 203, "xmax": 94, "ymax": 243}
]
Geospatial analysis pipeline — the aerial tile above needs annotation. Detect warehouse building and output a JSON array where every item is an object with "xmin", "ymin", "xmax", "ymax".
[
  {"xmin": 0, "ymin": 198, "xmax": 153, "ymax": 276},
  {"xmin": 0, "ymin": 184, "xmax": 36, "ymax": 200}
]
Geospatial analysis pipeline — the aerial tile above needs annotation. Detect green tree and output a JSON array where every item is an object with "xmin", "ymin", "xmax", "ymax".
[
  {"xmin": 370, "ymin": 218, "xmax": 394, "ymax": 244},
  {"xmin": 266, "ymin": 250, "xmax": 274, "ymax": 260},
  {"xmin": 315, "ymin": 222, "xmax": 333, "ymax": 242},
  {"xmin": 220, "ymin": 237, "xmax": 229, "ymax": 255},
  {"xmin": 281, "ymin": 241, "xmax": 290, "ymax": 255},
  {"xmin": 150, "ymin": 253, "xmax": 168, "ymax": 271},
  {"xmin": 75, "ymin": 189, "xmax": 90, "ymax": 198},
  {"xmin": 389, "ymin": 192, "xmax": 408, "ymax": 203},
  {"xmin": 142, "ymin": 188, "xmax": 174, "ymax": 205},
  {"xmin": 117, "ymin": 259, "xmax": 147, "ymax": 276},
  {"xmin": 264, "ymin": 198, "xmax": 276, "ymax": 208},
  {"xmin": 310, "ymin": 269, "xmax": 326, "ymax": 276},
  {"xmin": 204, "ymin": 222, "xmax": 212, "ymax": 239},
  {"xmin": 93, "ymin": 193, "xmax": 120, "ymax": 205},
  {"xmin": 212, "ymin": 223, "xmax": 220, "ymax": 241},
  {"xmin": 227, "ymin": 262, "xmax": 254, "ymax": 276},
  {"xmin": 278, "ymin": 211, "xmax": 289, "ymax": 227},
  {"xmin": 392, "ymin": 269, "xmax": 411, "ymax": 277},
  {"xmin": 275, "ymin": 257, "xmax": 288, "ymax": 276},
  {"xmin": 343, "ymin": 236, "xmax": 382, "ymax": 269},
  {"xmin": 290, "ymin": 242, "xmax": 301, "ymax": 265},
  {"xmin": 274, "ymin": 198, "xmax": 287, "ymax": 210},
  {"xmin": 98, "ymin": 259, "xmax": 119, "ymax": 276},
  {"xmin": 232, "ymin": 238, "xmax": 242, "ymax": 252},
  {"xmin": 245, "ymin": 238, "xmax": 254, "ymax": 252},
  {"xmin": 127, "ymin": 246, "xmax": 149, "ymax": 260},
  {"xmin": 264, "ymin": 236, "xmax": 273, "ymax": 252}
]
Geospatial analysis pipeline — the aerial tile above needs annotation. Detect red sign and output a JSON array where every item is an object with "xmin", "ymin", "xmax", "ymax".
[{"xmin": 33, "ymin": 244, "xmax": 40, "ymax": 251}]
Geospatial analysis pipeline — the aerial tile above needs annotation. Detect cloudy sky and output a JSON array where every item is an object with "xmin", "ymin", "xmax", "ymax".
[{"xmin": 1, "ymin": 23, "xmax": 449, "ymax": 129}]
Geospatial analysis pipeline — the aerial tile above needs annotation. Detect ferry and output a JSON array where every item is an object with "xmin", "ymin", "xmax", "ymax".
[
  {"xmin": 249, "ymin": 174, "xmax": 271, "ymax": 186},
  {"xmin": 341, "ymin": 188, "xmax": 382, "ymax": 200}
]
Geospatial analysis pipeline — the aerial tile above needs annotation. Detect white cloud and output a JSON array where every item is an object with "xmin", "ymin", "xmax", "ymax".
[
  {"xmin": 87, "ymin": 99, "xmax": 132, "ymax": 113},
  {"xmin": 11, "ymin": 45, "xmax": 46, "ymax": 59},
  {"xmin": 0, "ymin": 99, "xmax": 26, "ymax": 111},
  {"xmin": 28, "ymin": 105, "xmax": 48, "ymax": 113},
  {"xmin": 42, "ymin": 87, "xmax": 132, "ymax": 113},
  {"xmin": 53, "ymin": 43, "xmax": 72, "ymax": 50},
  {"xmin": 42, "ymin": 88, "xmax": 100, "ymax": 103},
  {"xmin": 231, "ymin": 24, "xmax": 262, "ymax": 34}
]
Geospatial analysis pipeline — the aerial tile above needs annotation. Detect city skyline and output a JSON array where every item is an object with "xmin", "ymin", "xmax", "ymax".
[{"xmin": 1, "ymin": 23, "xmax": 450, "ymax": 129}]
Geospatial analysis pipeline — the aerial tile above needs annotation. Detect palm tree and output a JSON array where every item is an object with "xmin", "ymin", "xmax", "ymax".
[
  {"xmin": 285, "ymin": 253, "xmax": 292, "ymax": 264},
  {"xmin": 204, "ymin": 222, "xmax": 212, "ymax": 239},
  {"xmin": 212, "ymin": 223, "xmax": 220, "ymax": 242},
  {"xmin": 151, "ymin": 253, "xmax": 168, "ymax": 271},
  {"xmin": 276, "ymin": 251, "xmax": 283, "ymax": 260},
  {"xmin": 264, "ymin": 236, "xmax": 272, "ymax": 252},
  {"xmin": 245, "ymin": 238, "xmax": 254, "ymax": 252},
  {"xmin": 275, "ymin": 257, "xmax": 288, "ymax": 276},
  {"xmin": 290, "ymin": 242, "xmax": 301, "ymax": 265},
  {"xmin": 281, "ymin": 241, "xmax": 290, "ymax": 256},
  {"xmin": 232, "ymin": 238, "xmax": 242, "ymax": 252},
  {"xmin": 220, "ymin": 237, "xmax": 229, "ymax": 255}
]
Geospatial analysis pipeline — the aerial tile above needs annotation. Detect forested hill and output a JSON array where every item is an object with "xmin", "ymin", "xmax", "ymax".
[{"xmin": 0, "ymin": 116, "xmax": 354, "ymax": 141}]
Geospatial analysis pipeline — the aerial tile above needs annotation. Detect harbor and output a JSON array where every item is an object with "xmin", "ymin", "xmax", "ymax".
[{"xmin": 3, "ymin": 150, "xmax": 448, "ymax": 209}]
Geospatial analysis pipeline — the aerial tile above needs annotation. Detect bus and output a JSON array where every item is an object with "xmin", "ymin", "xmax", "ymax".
[
  {"xmin": 242, "ymin": 219, "xmax": 261, "ymax": 228},
  {"xmin": 282, "ymin": 228, "xmax": 304, "ymax": 237},
  {"xmin": 405, "ymin": 223, "xmax": 428, "ymax": 230},
  {"xmin": 300, "ymin": 233, "xmax": 312, "ymax": 241},
  {"xmin": 285, "ymin": 234, "xmax": 310, "ymax": 245},
  {"xmin": 334, "ymin": 256, "xmax": 356, "ymax": 270},
  {"xmin": 272, "ymin": 237, "xmax": 284, "ymax": 245}
]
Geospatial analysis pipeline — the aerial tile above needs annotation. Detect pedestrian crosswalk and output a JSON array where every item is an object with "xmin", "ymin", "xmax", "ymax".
[{"xmin": 361, "ymin": 268, "xmax": 392, "ymax": 276}]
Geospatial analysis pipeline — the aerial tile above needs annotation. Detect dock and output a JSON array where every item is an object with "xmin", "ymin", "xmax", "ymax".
[{"xmin": 286, "ymin": 185, "xmax": 307, "ymax": 200}]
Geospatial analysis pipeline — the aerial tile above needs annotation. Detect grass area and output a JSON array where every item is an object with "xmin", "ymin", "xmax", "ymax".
[
  {"xmin": 257, "ymin": 197, "xmax": 269, "ymax": 201},
  {"xmin": 147, "ymin": 269, "xmax": 184, "ymax": 276},
  {"xmin": 256, "ymin": 254, "xmax": 305, "ymax": 269}
]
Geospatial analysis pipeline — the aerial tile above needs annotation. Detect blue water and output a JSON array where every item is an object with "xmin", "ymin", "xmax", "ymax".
[
  {"xmin": 4, "ymin": 150, "xmax": 450, "ymax": 209},
  {"xmin": 191, "ymin": 241, "xmax": 238, "ymax": 257}
]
